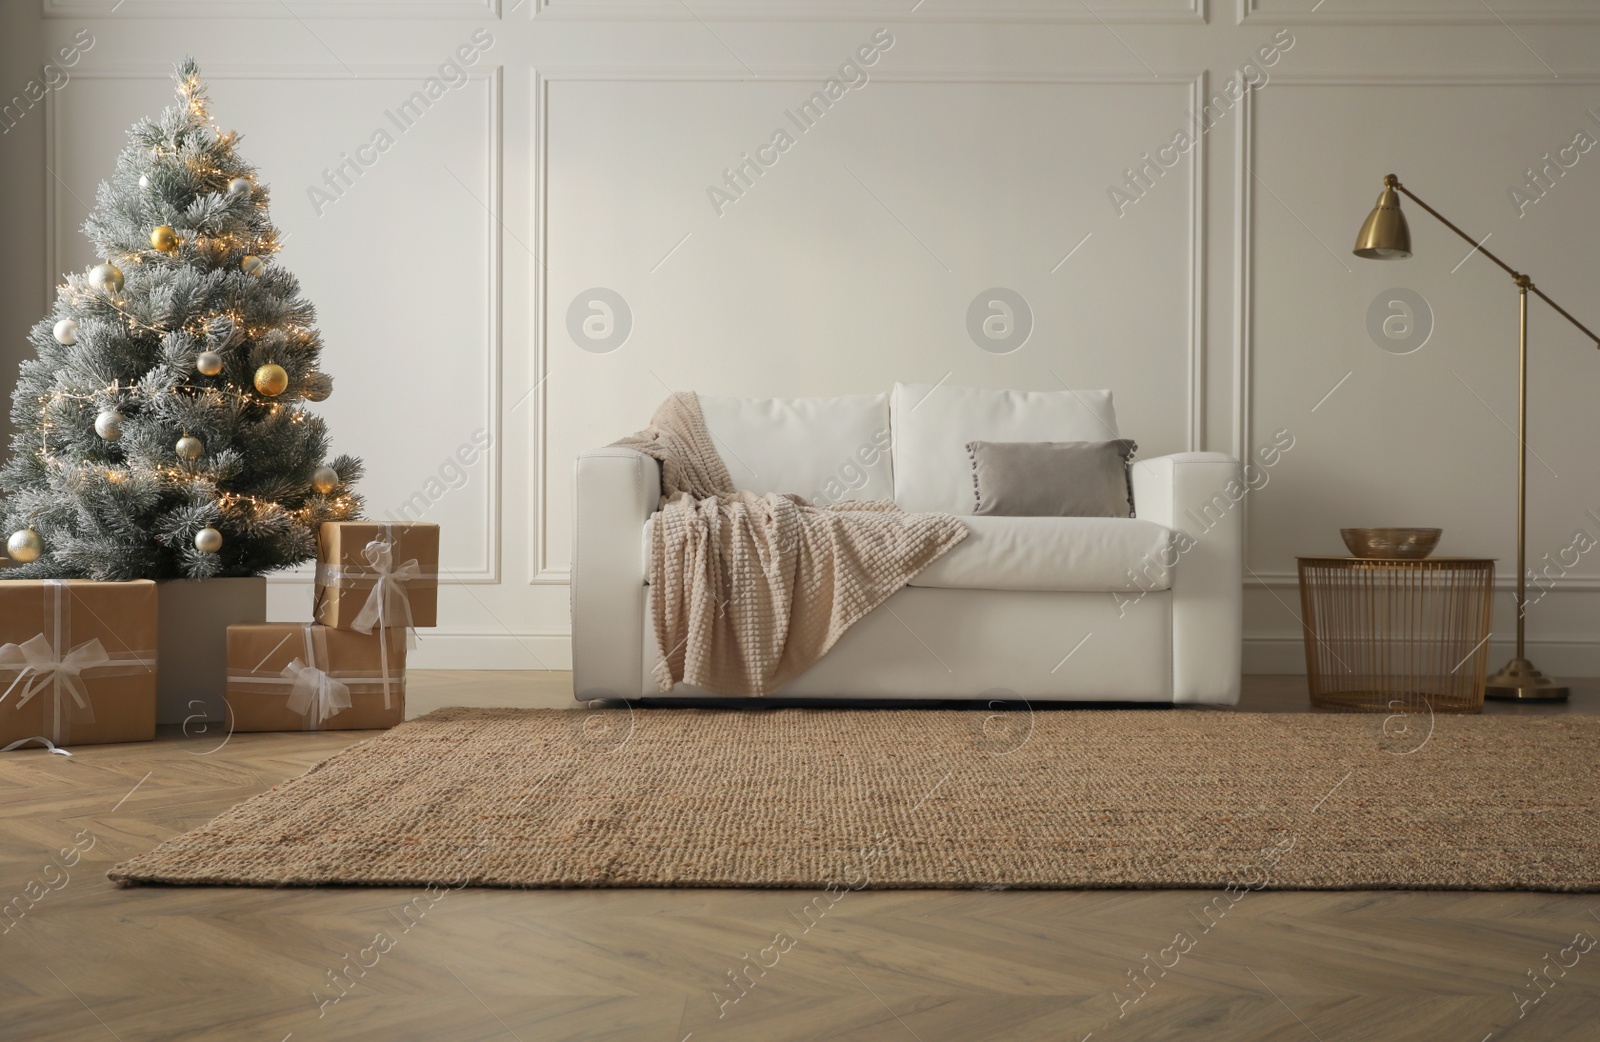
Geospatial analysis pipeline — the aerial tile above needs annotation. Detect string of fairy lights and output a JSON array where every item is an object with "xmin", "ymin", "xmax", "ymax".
[{"xmin": 5, "ymin": 68, "xmax": 352, "ymax": 566}]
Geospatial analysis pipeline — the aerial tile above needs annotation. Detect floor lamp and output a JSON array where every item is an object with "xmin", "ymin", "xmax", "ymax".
[{"xmin": 1353, "ymin": 173, "xmax": 1600, "ymax": 701}]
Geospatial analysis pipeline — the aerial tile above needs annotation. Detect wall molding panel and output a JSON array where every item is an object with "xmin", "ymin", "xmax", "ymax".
[
  {"xmin": 529, "ymin": 67, "xmax": 559, "ymax": 584},
  {"xmin": 529, "ymin": 68, "xmax": 1208, "ymax": 585},
  {"xmin": 45, "ymin": 64, "xmax": 504, "ymax": 590},
  {"xmin": 43, "ymin": 0, "xmax": 498, "ymax": 18},
  {"xmin": 1238, "ymin": 0, "xmax": 1600, "ymax": 25},
  {"xmin": 536, "ymin": 0, "xmax": 1205, "ymax": 24},
  {"xmin": 1239, "ymin": 73, "xmax": 1600, "ymax": 594}
]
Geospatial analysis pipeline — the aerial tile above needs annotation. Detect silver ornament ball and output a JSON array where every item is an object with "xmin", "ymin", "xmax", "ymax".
[
  {"xmin": 94, "ymin": 409, "xmax": 124, "ymax": 441},
  {"xmin": 227, "ymin": 177, "xmax": 251, "ymax": 197},
  {"xmin": 311, "ymin": 466, "xmax": 341, "ymax": 494},
  {"xmin": 138, "ymin": 174, "xmax": 150, "ymax": 190},
  {"xmin": 7, "ymin": 528, "xmax": 43, "ymax": 564},
  {"xmin": 175, "ymin": 434, "xmax": 204, "ymax": 461},
  {"xmin": 52, "ymin": 318, "xmax": 78, "ymax": 345},
  {"xmin": 196, "ymin": 350, "xmax": 223, "ymax": 376},
  {"xmin": 89, "ymin": 263, "xmax": 123, "ymax": 294},
  {"xmin": 194, "ymin": 526, "xmax": 223, "ymax": 554}
]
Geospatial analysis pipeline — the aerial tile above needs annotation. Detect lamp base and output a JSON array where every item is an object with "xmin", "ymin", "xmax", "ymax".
[{"xmin": 1484, "ymin": 657, "xmax": 1569, "ymax": 702}]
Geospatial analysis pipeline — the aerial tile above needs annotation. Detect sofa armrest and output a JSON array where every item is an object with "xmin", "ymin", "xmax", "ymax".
[
  {"xmin": 1131, "ymin": 453, "xmax": 1243, "ymax": 705},
  {"xmin": 571, "ymin": 448, "xmax": 661, "ymax": 700}
]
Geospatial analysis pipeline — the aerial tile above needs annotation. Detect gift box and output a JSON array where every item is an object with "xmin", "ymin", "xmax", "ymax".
[
  {"xmin": 0, "ymin": 579, "xmax": 157, "ymax": 749},
  {"xmin": 314, "ymin": 522, "xmax": 438, "ymax": 631},
  {"xmin": 226, "ymin": 623, "xmax": 405, "ymax": 732}
]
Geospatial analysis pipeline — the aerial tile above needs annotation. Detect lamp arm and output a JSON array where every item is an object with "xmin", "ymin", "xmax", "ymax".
[
  {"xmin": 1526, "ymin": 284, "xmax": 1600, "ymax": 348},
  {"xmin": 1391, "ymin": 178, "xmax": 1600, "ymax": 347}
]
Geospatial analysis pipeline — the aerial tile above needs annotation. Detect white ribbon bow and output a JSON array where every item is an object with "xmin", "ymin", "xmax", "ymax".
[
  {"xmin": 0, "ymin": 634, "xmax": 109, "ymax": 712},
  {"xmin": 0, "ymin": 736, "xmax": 72, "ymax": 756},
  {"xmin": 350, "ymin": 539, "xmax": 422, "ymax": 637},
  {"xmin": 283, "ymin": 658, "xmax": 352, "ymax": 724}
]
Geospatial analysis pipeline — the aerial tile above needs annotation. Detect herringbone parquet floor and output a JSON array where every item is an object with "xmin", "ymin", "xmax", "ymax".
[{"xmin": 2, "ymin": 672, "xmax": 1597, "ymax": 1042}]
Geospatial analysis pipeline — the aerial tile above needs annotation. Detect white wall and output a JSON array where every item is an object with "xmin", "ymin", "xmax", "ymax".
[{"xmin": 7, "ymin": 1, "xmax": 1600, "ymax": 677}]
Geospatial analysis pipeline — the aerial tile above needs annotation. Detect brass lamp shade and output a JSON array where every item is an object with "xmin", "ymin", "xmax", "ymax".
[{"xmin": 1353, "ymin": 186, "xmax": 1412, "ymax": 259}]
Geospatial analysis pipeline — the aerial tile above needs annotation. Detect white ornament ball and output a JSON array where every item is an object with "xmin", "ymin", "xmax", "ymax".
[
  {"xmin": 89, "ymin": 263, "xmax": 124, "ymax": 294},
  {"xmin": 240, "ymin": 255, "xmax": 264, "ymax": 276},
  {"xmin": 94, "ymin": 409, "xmax": 124, "ymax": 441},
  {"xmin": 196, "ymin": 350, "xmax": 223, "ymax": 376},
  {"xmin": 7, "ymin": 528, "xmax": 43, "ymax": 564},
  {"xmin": 227, "ymin": 177, "xmax": 251, "ymax": 197},
  {"xmin": 194, "ymin": 527, "xmax": 223, "ymax": 554},
  {"xmin": 301, "ymin": 372, "xmax": 333, "ymax": 402},
  {"xmin": 175, "ymin": 434, "xmax": 204, "ymax": 461},
  {"xmin": 53, "ymin": 318, "xmax": 78, "ymax": 345},
  {"xmin": 311, "ymin": 466, "xmax": 340, "ymax": 494},
  {"xmin": 139, "ymin": 174, "xmax": 150, "ymax": 190}
]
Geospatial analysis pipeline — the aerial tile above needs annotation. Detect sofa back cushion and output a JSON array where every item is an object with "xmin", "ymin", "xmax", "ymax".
[
  {"xmin": 698, "ymin": 393, "xmax": 894, "ymax": 502},
  {"xmin": 891, "ymin": 382, "xmax": 1120, "ymax": 514}
]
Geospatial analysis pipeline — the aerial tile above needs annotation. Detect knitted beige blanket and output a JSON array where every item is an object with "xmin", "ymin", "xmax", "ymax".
[{"xmin": 614, "ymin": 392, "xmax": 967, "ymax": 696}]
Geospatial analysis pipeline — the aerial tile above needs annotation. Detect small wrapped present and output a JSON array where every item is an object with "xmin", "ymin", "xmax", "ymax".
[
  {"xmin": 314, "ymin": 522, "xmax": 438, "ymax": 631},
  {"xmin": 0, "ymin": 579, "xmax": 157, "ymax": 750},
  {"xmin": 226, "ymin": 623, "xmax": 405, "ymax": 732}
]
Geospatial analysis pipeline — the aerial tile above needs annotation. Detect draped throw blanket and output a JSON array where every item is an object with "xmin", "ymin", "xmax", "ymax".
[{"xmin": 613, "ymin": 393, "xmax": 968, "ymax": 696}]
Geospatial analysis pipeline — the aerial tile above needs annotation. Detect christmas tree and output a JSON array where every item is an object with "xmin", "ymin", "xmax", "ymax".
[{"xmin": 0, "ymin": 59, "xmax": 362, "ymax": 580}]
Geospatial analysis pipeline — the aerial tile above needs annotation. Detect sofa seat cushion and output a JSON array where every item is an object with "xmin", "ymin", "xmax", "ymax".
[
  {"xmin": 908, "ymin": 515, "xmax": 1174, "ymax": 592},
  {"xmin": 644, "ymin": 514, "xmax": 1174, "ymax": 593}
]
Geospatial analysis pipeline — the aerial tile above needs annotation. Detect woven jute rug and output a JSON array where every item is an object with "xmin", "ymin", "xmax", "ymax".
[{"xmin": 110, "ymin": 707, "xmax": 1600, "ymax": 890}]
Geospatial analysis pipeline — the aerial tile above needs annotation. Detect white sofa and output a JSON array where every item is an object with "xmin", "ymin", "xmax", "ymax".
[{"xmin": 571, "ymin": 383, "xmax": 1242, "ymax": 705}]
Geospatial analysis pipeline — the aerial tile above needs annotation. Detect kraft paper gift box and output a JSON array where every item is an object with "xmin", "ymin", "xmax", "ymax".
[
  {"xmin": 226, "ymin": 623, "xmax": 405, "ymax": 732},
  {"xmin": 314, "ymin": 522, "xmax": 438, "ymax": 631},
  {"xmin": 0, "ymin": 579, "xmax": 157, "ymax": 750}
]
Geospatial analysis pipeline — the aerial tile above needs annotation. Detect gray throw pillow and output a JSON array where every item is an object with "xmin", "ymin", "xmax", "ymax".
[{"xmin": 966, "ymin": 440, "xmax": 1138, "ymax": 517}]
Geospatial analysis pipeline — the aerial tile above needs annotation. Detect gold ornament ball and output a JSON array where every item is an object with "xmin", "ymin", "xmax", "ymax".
[
  {"xmin": 194, "ymin": 527, "xmax": 223, "ymax": 554},
  {"xmin": 53, "ymin": 318, "xmax": 78, "ymax": 345},
  {"xmin": 254, "ymin": 363, "xmax": 289, "ymax": 396},
  {"xmin": 196, "ymin": 350, "xmax": 223, "ymax": 376},
  {"xmin": 89, "ymin": 263, "xmax": 123, "ymax": 294},
  {"xmin": 175, "ymin": 434, "xmax": 204, "ymax": 461},
  {"xmin": 150, "ymin": 225, "xmax": 179, "ymax": 253},
  {"xmin": 240, "ymin": 255, "xmax": 265, "ymax": 276},
  {"xmin": 7, "ymin": 528, "xmax": 42, "ymax": 564},
  {"xmin": 311, "ymin": 466, "xmax": 340, "ymax": 494},
  {"xmin": 94, "ymin": 410, "xmax": 124, "ymax": 441}
]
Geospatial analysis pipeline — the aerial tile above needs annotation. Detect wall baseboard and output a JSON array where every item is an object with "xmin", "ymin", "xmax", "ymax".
[
  {"xmin": 1244, "ymin": 637, "xmax": 1600, "ymax": 677},
  {"xmin": 409, "ymin": 631, "xmax": 573, "ymax": 671},
  {"xmin": 412, "ymin": 634, "xmax": 1600, "ymax": 678}
]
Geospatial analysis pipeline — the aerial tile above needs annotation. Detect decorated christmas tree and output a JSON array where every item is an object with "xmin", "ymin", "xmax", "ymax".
[{"xmin": 0, "ymin": 59, "xmax": 361, "ymax": 580}]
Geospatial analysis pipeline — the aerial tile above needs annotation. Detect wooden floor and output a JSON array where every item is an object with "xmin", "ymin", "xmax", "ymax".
[{"xmin": 3, "ymin": 673, "xmax": 1598, "ymax": 1042}]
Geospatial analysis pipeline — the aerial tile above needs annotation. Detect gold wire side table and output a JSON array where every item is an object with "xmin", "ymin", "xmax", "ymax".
[{"xmin": 1296, "ymin": 556, "xmax": 1495, "ymax": 713}]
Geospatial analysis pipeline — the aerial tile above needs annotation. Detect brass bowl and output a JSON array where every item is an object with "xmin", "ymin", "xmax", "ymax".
[{"xmin": 1340, "ymin": 527, "xmax": 1442, "ymax": 560}]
